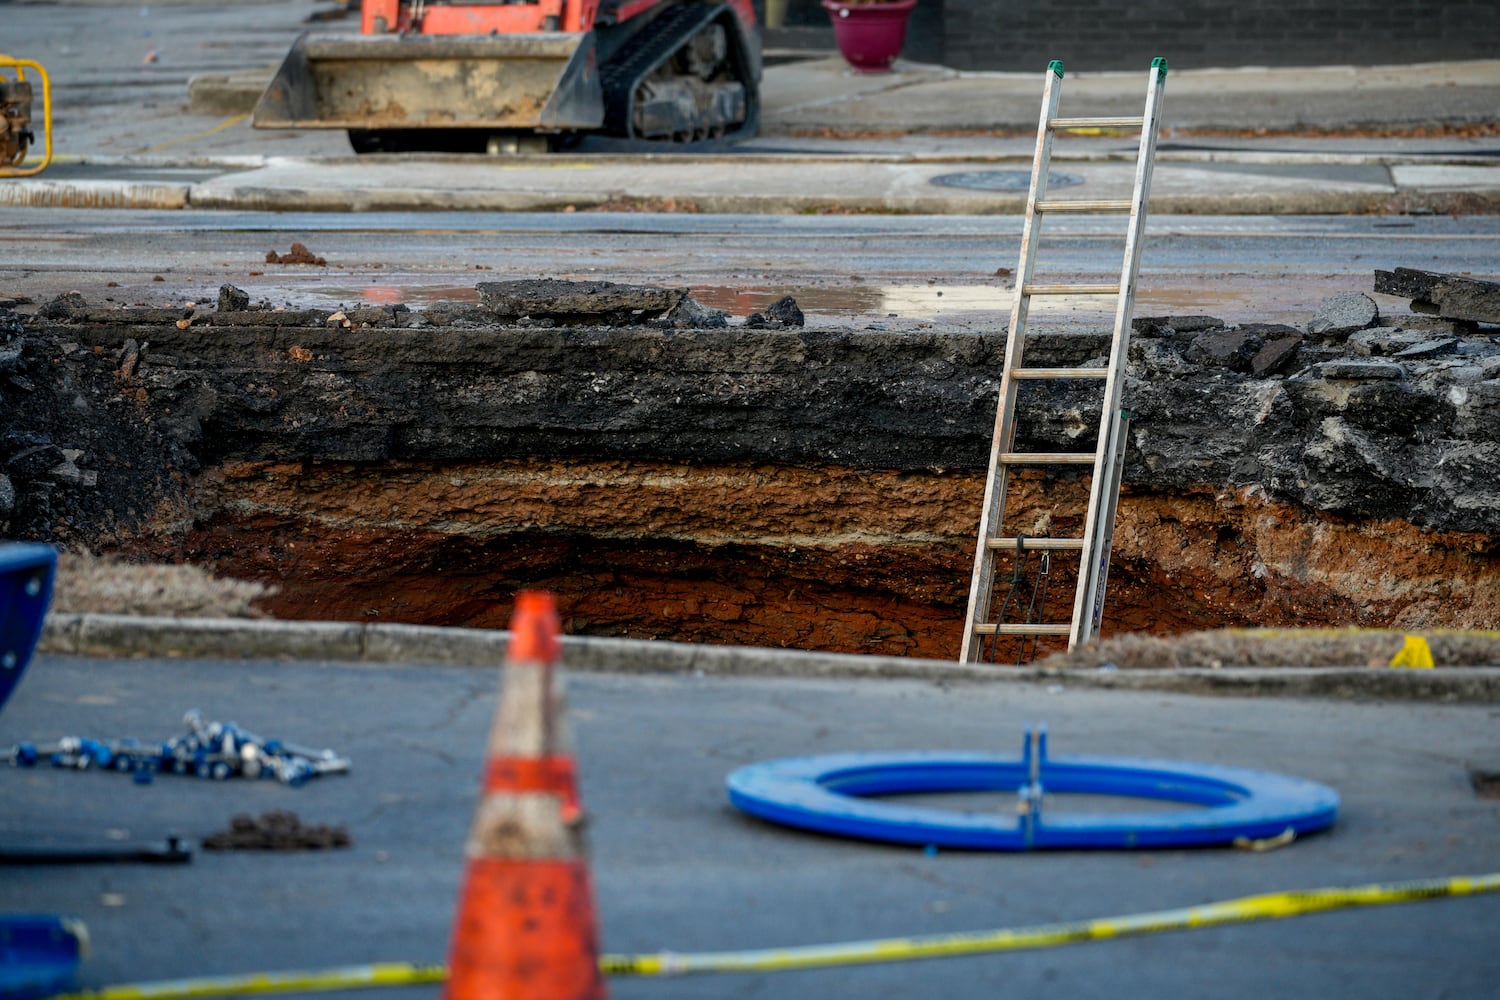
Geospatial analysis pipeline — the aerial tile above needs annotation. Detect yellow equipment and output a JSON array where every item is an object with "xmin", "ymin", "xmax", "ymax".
[{"xmin": 0, "ymin": 54, "xmax": 51, "ymax": 177}]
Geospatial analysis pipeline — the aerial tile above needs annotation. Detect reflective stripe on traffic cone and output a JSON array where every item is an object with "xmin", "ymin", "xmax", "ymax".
[{"xmin": 445, "ymin": 591, "xmax": 606, "ymax": 1000}]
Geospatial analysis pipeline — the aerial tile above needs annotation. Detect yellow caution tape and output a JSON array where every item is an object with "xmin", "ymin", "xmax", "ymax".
[
  {"xmin": 1389, "ymin": 635, "xmax": 1435, "ymax": 669},
  {"xmin": 51, "ymin": 871, "xmax": 1500, "ymax": 998},
  {"xmin": 602, "ymin": 871, "xmax": 1500, "ymax": 975},
  {"xmin": 53, "ymin": 965, "xmax": 447, "ymax": 1000}
]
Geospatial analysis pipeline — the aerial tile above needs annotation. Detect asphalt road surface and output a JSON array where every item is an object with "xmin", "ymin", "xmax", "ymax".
[
  {"xmin": 4, "ymin": 653, "xmax": 1498, "ymax": 998},
  {"xmin": 4, "ymin": 211, "xmax": 1498, "ymax": 330}
]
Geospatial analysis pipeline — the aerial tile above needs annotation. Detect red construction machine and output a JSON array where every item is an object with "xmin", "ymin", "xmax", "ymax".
[{"xmin": 253, "ymin": 0, "xmax": 761, "ymax": 153}]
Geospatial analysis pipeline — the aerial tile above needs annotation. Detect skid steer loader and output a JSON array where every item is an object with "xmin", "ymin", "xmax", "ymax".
[{"xmin": 253, "ymin": 0, "xmax": 761, "ymax": 153}]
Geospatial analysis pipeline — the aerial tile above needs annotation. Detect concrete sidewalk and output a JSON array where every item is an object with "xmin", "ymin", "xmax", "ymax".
[
  {"xmin": 7, "ymin": 127, "xmax": 1497, "ymax": 215},
  {"xmin": 4, "ymin": 0, "xmax": 1497, "ymax": 214}
]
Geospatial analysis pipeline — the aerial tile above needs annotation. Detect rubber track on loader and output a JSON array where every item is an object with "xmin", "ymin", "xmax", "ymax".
[{"xmin": 598, "ymin": 2, "xmax": 754, "ymax": 142}]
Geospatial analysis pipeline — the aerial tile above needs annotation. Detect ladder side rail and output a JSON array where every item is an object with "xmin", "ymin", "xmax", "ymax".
[
  {"xmin": 1079, "ymin": 411, "xmax": 1131, "ymax": 644},
  {"xmin": 1069, "ymin": 59, "xmax": 1168, "ymax": 648},
  {"xmin": 960, "ymin": 61, "xmax": 1065, "ymax": 665}
]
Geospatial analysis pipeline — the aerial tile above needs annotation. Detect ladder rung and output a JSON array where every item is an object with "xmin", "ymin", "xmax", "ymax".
[
  {"xmin": 1035, "ymin": 199, "xmax": 1134, "ymax": 214},
  {"xmin": 1023, "ymin": 284, "xmax": 1121, "ymax": 296},
  {"xmin": 987, "ymin": 537, "xmax": 1086, "ymax": 551},
  {"xmin": 1011, "ymin": 367, "xmax": 1108, "ymax": 380},
  {"xmin": 973, "ymin": 623, "xmax": 1073, "ymax": 637},
  {"xmin": 998, "ymin": 452, "xmax": 1097, "ymax": 465},
  {"xmin": 1048, "ymin": 116, "xmax": 1144, "ymax": 130}
]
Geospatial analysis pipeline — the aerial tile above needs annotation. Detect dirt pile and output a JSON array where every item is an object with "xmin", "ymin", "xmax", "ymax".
[{"xmin": 5, "ymin": 283, "xmax": 1496, "ymax": 660}]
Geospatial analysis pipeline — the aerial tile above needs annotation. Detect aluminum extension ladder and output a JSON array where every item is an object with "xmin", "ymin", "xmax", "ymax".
[{"xmin": 960, "ymin": 57, "xmax": 1168, "ymax": 664}]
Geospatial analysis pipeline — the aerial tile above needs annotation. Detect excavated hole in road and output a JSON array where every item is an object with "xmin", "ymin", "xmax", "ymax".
[{"xmin": 8, "ymin": 283, "xmax": 1499, "ymax": 663}]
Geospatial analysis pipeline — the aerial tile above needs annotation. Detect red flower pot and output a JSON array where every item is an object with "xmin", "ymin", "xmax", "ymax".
[{"xmin": 821, "ymin": 0, "xmax": 918, "ymax": 74}]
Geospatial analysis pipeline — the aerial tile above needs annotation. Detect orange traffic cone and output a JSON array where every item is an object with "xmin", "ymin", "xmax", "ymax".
[{"xmin": 445, "ymin": 591, "xmax": 606, "ymax": 1000}]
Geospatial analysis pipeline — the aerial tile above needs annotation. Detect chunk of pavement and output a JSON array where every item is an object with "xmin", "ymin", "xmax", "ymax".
[
  {"xmin": 1348, "ymin": 328, "xmax": 1439, "ymax": 357},
  {"xmin": 1374, "ymin": 267, "xmax": 1500, "ymax": 324},
  {"xmin": 1251, "ymin": 335, "xmax": 1303, "ymax": 376},
  {"xmin": 1132, "ymin": 315, "xmax": 1225, "ymax": 338},
  {"xmin": 202, "ymin": 810, "xmax": 351, "ymax": 851},
  {"xmin": 1185, "ymin": 329, "xmax": 1261, "ymax": 372},
  {"xmin": 477, "ymin": 279, "xmax": 686, "ymax": 324},
  {"xmin": 745, "ymin": 296, "xmax": 807, "ymax": 330},
  {"xmin": 764, "ymin": 295, "xmax": 805, "ymax": 328},
  {"xmin": 1393, "ymin": 337, "xmax": 1459, "ymax": 360},
  {"xmin": 1308, "ymin": 292, "xmax": 1378, "ymax": 338},
  {"xmin": 1320, "ymin": 360, "xmax": 1404, "ymax": 380},
  {"xmin": 660, "ymin": 295, "xmax": 728, "ymax": 329},
  {"xmin": 265, "ymin": 243, "xmax": 326, "ymax": 267},
  {"xmin": 37, "ymin": 291, "xmax": 88, "ymax": 319},
  {"xmin": 0, "ymin": 473, "xmax": 13, "ymax": 515},
  {"xmin": 217, "ymin": 284, "xmax": 251, "ymax": 312}
]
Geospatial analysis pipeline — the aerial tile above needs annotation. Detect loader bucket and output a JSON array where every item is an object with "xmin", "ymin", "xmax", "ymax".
[{"xmin": 252, "ymin": 32, "xmax": 605, "ymax": 131}]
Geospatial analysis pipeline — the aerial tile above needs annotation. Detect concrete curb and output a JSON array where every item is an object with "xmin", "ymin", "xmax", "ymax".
[{"xmin": 39, "ymin": 614, "xmax": 1500, "ymax": 702}]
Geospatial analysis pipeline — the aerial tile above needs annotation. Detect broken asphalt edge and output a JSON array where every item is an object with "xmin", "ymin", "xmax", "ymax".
[{"xmin": 38, "ymin": 613, "xmax": 1500, "ymax": 703}]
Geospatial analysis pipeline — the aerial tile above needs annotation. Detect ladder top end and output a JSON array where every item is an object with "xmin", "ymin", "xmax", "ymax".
[
  {"xmin": 1152, "ymin": 56, "xmax": 1168, "ymax": 79},
  {"xmin": 1048, "ymin": 59, "xmax": 1064, "ymax": 78}
]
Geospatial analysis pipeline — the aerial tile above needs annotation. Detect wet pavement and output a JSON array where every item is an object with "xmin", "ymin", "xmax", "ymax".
[
  {"xmin": 4, "ymin": 652, "xmax": 1500, "ymax": 998},
  {"xmin": 5, "ymin": 209, "xmax": 1496, "ymax": 331}
]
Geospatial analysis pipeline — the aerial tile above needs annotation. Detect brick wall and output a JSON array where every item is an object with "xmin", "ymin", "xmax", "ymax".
[{"xmin": 939, "ymin": 0, "xmax": 1500, "ymax": 71}]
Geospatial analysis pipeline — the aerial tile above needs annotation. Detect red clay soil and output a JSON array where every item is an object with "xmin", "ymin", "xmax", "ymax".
[{"xmin": 175, "ymin": 458, "xmax": 1500, "ymax": 661}]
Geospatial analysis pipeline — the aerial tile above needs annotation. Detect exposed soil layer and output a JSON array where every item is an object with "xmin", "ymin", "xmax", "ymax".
[
  {"xmin": 5, "ymin": 287, "xmax": 1498, "ymax": 660},
  {"xmin": 177, "ymin": 459, "xmax": 1498, "ymax": 660}
]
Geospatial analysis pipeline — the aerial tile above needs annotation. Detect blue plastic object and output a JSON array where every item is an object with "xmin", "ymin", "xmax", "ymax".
[
  {"xmin": 0, "ymin": 915, "xmax": 87, "ymax": 1000},
  {"xmin": 0, "ymin": 544, "xmax": 56, "ymax": 718},
  {"xmin": 727, "ymin": 727, "xmax": 1339, "ymax": 851}
]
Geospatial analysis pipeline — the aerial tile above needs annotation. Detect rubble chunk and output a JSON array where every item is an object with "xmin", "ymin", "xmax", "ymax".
[
  {"xmin": 1374, "ymin": 267, "xmax": 1500, "ymax": 325},
  {"xmin": 1308, "ymin": 292, "xmax": 1378, "ymax": 339},
  {"xmin": 745, "ymin": 296, "xmax": 806, "ymax": 330},
  {"xmin": 345, "ymin": 305, "xmax": 402, "ymax": 327},
  {"xmin": 659, "ymin": 295, "xmax": 728, "ymax": 329},
  {"xmin": 202, "ymin": 810, "xmax": 351, "ymax": 851},
  {"xmin": 1319, "ymin": 360, "xmax": 1405, "ymax": 381},
  {"xmin": 217, "ymin": 284, "xmax": 251, "ymax": 312},
  {"xmin": 1132, "ymin": 315, "xmax": 1225, "ymax": 338},
  {"xmin": 1251, "ymin": 335, "xmax": 1303, "ymax": 377},
  {"xmin": 764, "ymin": 295, "xmax": 805, "ymax": 328},
  {"xmin": 1186, "ymin": 330, "xmax": 1261, "ymax": 372},
  {"xmin": 1348, "ymin": 328, "xmax": 1439, "ymax": 357},
  {"xmin": 265, "ymin": 242, "xmax": 327, "ymax": 267},
  {"xmin": 37, "ymin": 292, "xmax": 88, "ymax": 319},
  {"xmin": 117, "ymin": 339, "xmax": 141, "ymax": 380},
  {"xmin": 477, "ymin": 279, "xmax": 686, "ymax": 325},
  {"xmin": 1393, "ymin": 338, "xmax": 1459, "ymax": 360}
]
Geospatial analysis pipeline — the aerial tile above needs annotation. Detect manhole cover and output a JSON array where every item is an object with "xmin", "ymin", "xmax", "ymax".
[{"xmin": 930, "ymin": 170, "xmax": 1083, "ymax": 191}]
